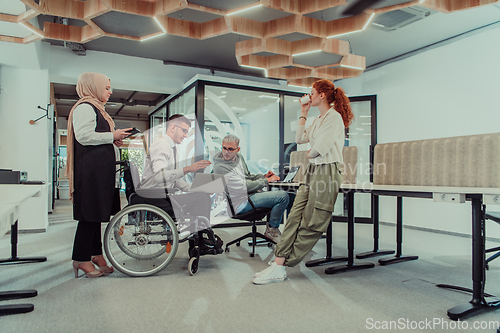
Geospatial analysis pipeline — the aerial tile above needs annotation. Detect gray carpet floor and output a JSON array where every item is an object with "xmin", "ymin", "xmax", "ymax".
[{"xmin": 1, "ymin": 199, "xmax": 500, "ymax": 333}]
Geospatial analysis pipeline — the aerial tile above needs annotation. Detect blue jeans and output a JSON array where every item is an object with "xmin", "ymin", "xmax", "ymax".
[{"xmin": 237, "ymin": 190, "xmax": 289, "ymax": 229}]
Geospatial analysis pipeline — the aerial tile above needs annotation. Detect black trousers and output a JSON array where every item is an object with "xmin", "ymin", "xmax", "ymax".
[{"xmin": 72, "ymin": 221, "xmax": 103, "ymax": 261}]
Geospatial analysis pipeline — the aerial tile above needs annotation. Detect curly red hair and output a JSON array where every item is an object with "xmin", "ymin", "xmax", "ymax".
[{"xmin": 313, "ymin": 79, "xmax": 354, "ymax": 129}]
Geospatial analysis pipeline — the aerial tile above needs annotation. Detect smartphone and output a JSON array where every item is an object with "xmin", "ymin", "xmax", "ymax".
[{"xmin": 123, "ymin": 127, "xmax": 140, "ymax": 139}]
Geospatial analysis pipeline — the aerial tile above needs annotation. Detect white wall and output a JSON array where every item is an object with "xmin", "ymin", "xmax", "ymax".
[
  {"xmin": 337, "ymin": 26, "xmax": 500, "ymax": 237},
  {"xmin": 0, "ymin": 66, "xmax": 51, "ymax": 180},
  {"xmin": 0, "ymin": 66, "xmax": 51, "ymax": 230}
]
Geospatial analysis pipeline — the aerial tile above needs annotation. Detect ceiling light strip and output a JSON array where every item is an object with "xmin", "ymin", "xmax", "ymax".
[
  {"xmin": 19, "ymin": 22, "xmax": 43, "ymax": 38},
  {"xmin": 327, "ymin": 30, "xmax": 362, "ymax": 39},
  {"xmin": 340, "ymin": 64, "xmax": 364, "ymax": 70},
  {"xmin": 240, "ymin": 64, "xmax": 268, "ymax": 77},
  {"xmin": 141, "ymin": 32, "xmax": 165, "ymax": 42},
  {"xmin": 292, "ymin": 49, "xmax": 322, "ymax": 57},
  {"xmin": 154, "ymin": 17, "xmax": 167, "ymax": 33},
  {"xmin": 362, "ymin": 13, "xmax": 376, "ymax": 31},
  {"xmin": 227, "ymin": 4, "xmax": 263, "ymax": 16}
]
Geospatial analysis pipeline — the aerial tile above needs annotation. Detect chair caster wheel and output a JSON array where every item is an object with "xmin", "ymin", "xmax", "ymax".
[
  {"xmin": 267, "ymin": 243, "xmax": 273, "ymax": 248},
  {"xmin": 250, "ymin": 253, "xmax": 254, "ymax": 257},
  {"xmin": 236, "ymin": 242, "xmax": 240, "ymax": 247},
  {"xmin": 225, "ymin": 247, "xmax": 230, "ymax": 253},
  {"xmin": 188, "ymin": 257, "xmax": 198, "ymax": 276}
]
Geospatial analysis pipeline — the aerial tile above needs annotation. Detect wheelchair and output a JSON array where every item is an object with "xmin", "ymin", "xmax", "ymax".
[{"xmin": 103, "ymin": 161, "xmax": 223, "ymax": 277}]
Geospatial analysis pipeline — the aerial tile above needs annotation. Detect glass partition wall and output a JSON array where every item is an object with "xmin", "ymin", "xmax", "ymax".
[
  {"xmin": 150, "ymin": 78, "xmax": 303, "ymax": 178},
  {"xmin": 148, "ymin": 77, "xmax": 377, "ymax": 220}
]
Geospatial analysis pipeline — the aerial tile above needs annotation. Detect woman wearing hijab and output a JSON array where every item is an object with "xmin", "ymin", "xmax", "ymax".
[
  {"xmin": 66, "ymin": 72, "xmax": 131, "ymax": 278},
  {"xmin": 253, "ymin": 79, "xmax": 353, "ymax": 284}
]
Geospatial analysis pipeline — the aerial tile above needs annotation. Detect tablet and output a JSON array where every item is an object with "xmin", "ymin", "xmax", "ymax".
[{"xmin": 123, "ymin": 127, "xmax": 140, "ymax": 139}]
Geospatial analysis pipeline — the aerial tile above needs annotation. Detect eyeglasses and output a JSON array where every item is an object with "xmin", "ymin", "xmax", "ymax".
[
  {"xmin": 175, "ymin": 125, "xmax": 189, "ymax": 135},
  {"xmin": 222, "ymin": 146, "xmax": 238, "ymax": 152}
]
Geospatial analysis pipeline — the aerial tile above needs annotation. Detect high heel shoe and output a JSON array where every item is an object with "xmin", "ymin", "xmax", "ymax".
[
  {"xmin": 91, "ymin": 255, "xmax": 114, "ymax": 275},
  {"xmin": 72, "ymin": 261, "xmax": 103, "ymax": 278}
]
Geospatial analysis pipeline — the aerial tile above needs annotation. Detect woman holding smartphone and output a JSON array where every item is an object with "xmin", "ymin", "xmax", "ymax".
[
  {"xmin": 66, "ymin": 72, "xmax": 131, "ymax": 278},
  {"xmin": 253, "ymin": 79, "xmax": 353, "ymax": 284}
]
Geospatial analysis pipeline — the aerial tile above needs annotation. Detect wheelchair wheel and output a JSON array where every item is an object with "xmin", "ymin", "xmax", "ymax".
[
  {"xmin": 188, "ymin": 257, "xmax": 198, "ymax": 276},
  {"xmin": 104, "ymin": 204, "xmax": 179, "ymax": 277}
]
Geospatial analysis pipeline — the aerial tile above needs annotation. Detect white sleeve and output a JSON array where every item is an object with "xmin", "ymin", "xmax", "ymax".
[
  {"xmin": 73, "ymin": 104, "xmax": 114, "ymax": 146},
  {"xmin": 295, "ymin": 124, "xmax": 310, "ymax": 144},
  {"xmin": 307, "ymin": 148, "xmax": 320, "ymax": 158},
  {"xmin": 149, "ymin": 141, "xmax": 185, "ymax": 185}
]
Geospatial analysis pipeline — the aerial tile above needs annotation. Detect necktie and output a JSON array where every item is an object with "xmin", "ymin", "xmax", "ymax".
[{"xmin": 172, "ymin": 146, "xmax": 177, "ymax": 169}]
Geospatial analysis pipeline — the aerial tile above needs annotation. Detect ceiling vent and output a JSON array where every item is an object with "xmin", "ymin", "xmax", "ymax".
[{"xmin": 371, "ymin": 6, "xmax": 434, "ymax": 32}]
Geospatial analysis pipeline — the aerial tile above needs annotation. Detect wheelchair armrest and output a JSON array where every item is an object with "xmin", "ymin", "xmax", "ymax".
[
  {"xmin": 135, "ymin": 187, "xmax": 168, "ymax": 199},
  {"xmin": 135, "ymin": 187, "xmax": 185, "ymax": 215}
]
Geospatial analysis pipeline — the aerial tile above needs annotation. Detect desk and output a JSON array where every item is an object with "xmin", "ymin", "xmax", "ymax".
[
  {"xmin": 271, "ymin": 182, "xmax": 500, "ymax": 320},
  {"xmin": 344, "ymin": 184, "xmax": 500, "ymax": 320},
  {"xmin": 0, "ymin": 185, "xmax": 48, "ymax": 264},
  {"xmin": 0, "ymin": 185, "xmax": 47, "ymax": 316}
]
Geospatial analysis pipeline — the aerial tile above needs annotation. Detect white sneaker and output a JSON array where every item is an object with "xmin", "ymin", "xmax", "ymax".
[
  {"xmin": 252, "ymin": 263, "xmax": 287, "ymax": 285},
  {"xmin": 253, "ymin": 258, "xmax": 276, "ymax": 278}
]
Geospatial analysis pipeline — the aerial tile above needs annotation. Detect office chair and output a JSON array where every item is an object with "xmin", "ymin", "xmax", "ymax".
[
  {"xmin": 485, "ymin": 211, "xmax": 500, "ymax": 269},
  {"xmin": 224, "ymin": 193, "xmax": 274, "ymax": 257}
]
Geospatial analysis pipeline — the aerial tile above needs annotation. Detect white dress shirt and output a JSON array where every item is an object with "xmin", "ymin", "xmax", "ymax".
[
  {"xmin": 141, "ymin": 135, "xmax": 190, "ymax": 192},
  {"xmin": 72, "ymin": 103, "xmax": 120, "ymax": 187},
  {"xmin": 295, "ymin": 107, "xmax": 345, "ymax": 165}
]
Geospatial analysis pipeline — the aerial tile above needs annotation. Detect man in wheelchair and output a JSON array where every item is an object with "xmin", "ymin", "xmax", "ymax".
[
  {"xmin": 114, "ymin": 115, "xmax": 223, "ymax": 276},
  {"xmin": 140, "ymin": 114, "xmax": 212, "ymax": 231}
]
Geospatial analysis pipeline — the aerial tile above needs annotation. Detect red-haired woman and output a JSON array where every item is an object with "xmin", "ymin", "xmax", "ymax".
[{"xmin": 253, "ymin": 79, "xmax": 353, "ymax": 284}]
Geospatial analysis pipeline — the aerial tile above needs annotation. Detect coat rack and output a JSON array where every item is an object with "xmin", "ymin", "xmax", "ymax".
[{"xmin": 29, "ymin": 104, "xmax": 51, "ymax": 125}]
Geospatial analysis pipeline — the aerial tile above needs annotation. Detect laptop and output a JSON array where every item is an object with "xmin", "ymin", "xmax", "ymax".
[
  {"xmin": 281, "ymin": 166, "xmax": 300, "ymax": 183},
  {"xmin": 189, "ymin": 173, "xmax": 226, "ymax": 193}
]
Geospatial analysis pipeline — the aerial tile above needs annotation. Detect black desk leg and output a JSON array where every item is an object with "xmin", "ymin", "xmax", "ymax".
[
  {"xmin": 0, "ymin": 221, "xmax": 43, "ymax": 316},
  {"xmin": 306, "ymin": 218, "xmax": 348, "ymax": 267},
  {"xmin": 325, "ymin": 191, "xmax": 375, "ymax": 274},
  {"xmin": 0, "ymin": 221, "xmax": 47, "ymax": 265},
  {"xmin": 356, "ymin": 194, "xmax": 395, "ymax": 259},
  {"xmin": 378, "ymin": 197, "xmax": 418, "ymax": 266},
  {"xmin": 443, "ymin": 196, "xmax": 500, "ymax": 320}
]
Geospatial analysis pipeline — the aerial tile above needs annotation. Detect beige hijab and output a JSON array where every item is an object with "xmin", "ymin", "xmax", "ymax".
[{"xmin": 65, "ymin": 72, "xmax": 115, "ymax": 201}]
